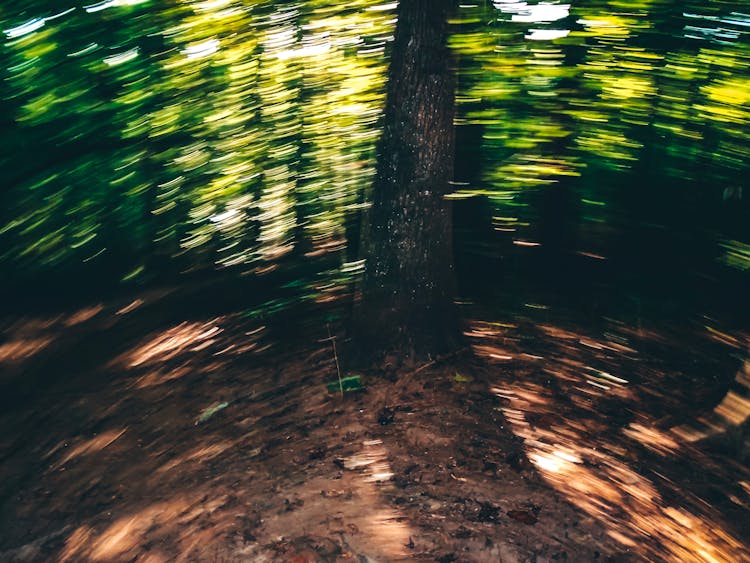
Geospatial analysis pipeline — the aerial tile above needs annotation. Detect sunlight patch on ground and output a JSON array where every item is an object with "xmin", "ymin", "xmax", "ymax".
[
  {"xmin": 472, "ymin": 344, "xmax": 514, "ymax": 362},
  {"xmin": 61, "ymin": 495, "xmax": 234, "ymax": 561},
  {"xmin": 124, "ymin": 320, "xmax": 224, "ymax": 367},
  {"xmin": 0, "ymin": 336, "xmax": 54, "ymax": 363},
  {"xmin": 715, "ymin": 391, "xmax": 750, "ymax": 427},
  {"xmin": 50, "ymin": 428, "xmax": 128, "ymax": 469},
  {"xmin": 61, "ymin": 497, "xmax": 194, "ymax": 561},
  {"xmin": 116, "ymin": 299, "xmax": 144, "ymax": 315},
  {"xmin": 0, "ymin": 308, "xmax": 106, "ymax": 367},
  {"xmin": 60, "ymin": 525, "xmax": 93, "ymax": 562},
  {"xmin": 358, "ymin": 509, "xmax": 413, "ymax": 559},
  {"xmin": 63, "ymin": 305, "xmax": 103, "ymax": 326},
  {"xmin": 475, "ymin": 319, "xmax": 750, "ymax": 561},
  {"xmin": 0, "ymin": 306, "xmax": 116, "ymax": 370},
  {"xmin": 538, "ymin": 324, "xmax": 581, "ymax": 341},
  {"xmin": 345, "ymin": 439, "xmax": 394, "ymax": 482},
  {"xmin": 133, "ymin": 365, "xmax": 192, "ymax": 388},
  {"xmin": 539, "ymin": 324, "xmax": 638, "ymax": 355},
  {"xmin": 156, "ymin": 441, "xmax": 236, "ymax": 474},
  {"xmin": 622, "ymin": 421, "xmax": 680, "ymax": 455},
  {"xmin": 463, "ymin": 322, "xmax": 517, "ymax": 339},
  {"xmin": 259, "ymin": 439, "xmax": 413, "ymax": 561},
  {"xmin": 498, "ymin": 384, "xmax": 747, "ymax": 561},
  {"xmin": 347, "ymin": 440, "xmax": 413, "ymax": 557},
  {"xmin": 118, "ymin": 317, "xmax": 268, "ymax": 374}
]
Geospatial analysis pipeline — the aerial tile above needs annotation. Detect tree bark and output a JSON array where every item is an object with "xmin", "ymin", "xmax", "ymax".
[{"xmin": 354, "ymin": 0, "xmax": 460, "ymax": 364}]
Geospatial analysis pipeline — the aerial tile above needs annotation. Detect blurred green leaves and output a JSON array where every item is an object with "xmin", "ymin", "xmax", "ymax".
[
  {"xmin": 0, "ymin": 0, "xmax": 394, "ymax": 280},
  {"xmin": 0, "ymin": 0, "xmax": 748, "ymax": 286},
  {"xmin": 452, "ymin": 0, "xmax": 750, "ymax": 260}
]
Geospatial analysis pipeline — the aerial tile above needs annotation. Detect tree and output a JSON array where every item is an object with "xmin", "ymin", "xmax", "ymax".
[{"xmin": 354, "ymin": 0, "xmax": 461, "ymax": 364}]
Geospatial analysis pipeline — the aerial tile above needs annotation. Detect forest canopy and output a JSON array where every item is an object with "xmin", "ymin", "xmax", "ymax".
[{"xmin": 0, "ymin": 0, "xmax": 748, "ymax": 289}]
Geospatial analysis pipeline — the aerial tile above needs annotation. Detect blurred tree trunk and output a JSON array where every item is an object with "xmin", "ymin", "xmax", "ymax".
[{"xmin": 354, "ymin": 0, "xmax": 460, "ymax": 364}]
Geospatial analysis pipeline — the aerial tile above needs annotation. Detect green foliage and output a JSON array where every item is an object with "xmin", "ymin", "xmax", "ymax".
[
  {"xmin": 454, "ymin": 372, "xmax": 472, "ymax": 383},
  {"xmin": 196, "ymin": 401, "xmax": 230, "ymax": 424},
  {"xmin": 326, "ymin": 374, "xmax": 362, "ymax": 394},
  {"xmin": 452, "ymin": 0, "xmax": 750, "ymax": 259},
  {"xmin": 1, "ymin": 0, "xmax": 394, "ymax": 281},
  {"xmin": 721, "ymin": 239, "xmax": 750, "ymax": 271},
  {"xmin": 1, "ymin": 0, "xmax": 748, "ymax": 285}
]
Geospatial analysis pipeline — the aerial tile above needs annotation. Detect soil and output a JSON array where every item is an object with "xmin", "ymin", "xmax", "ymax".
[{"xmin": 0, "ymin": 290, "xmax": 749, "ymax": 562}]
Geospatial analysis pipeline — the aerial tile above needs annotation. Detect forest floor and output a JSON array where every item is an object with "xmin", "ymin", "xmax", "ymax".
[{"xmin": 0, "ymin": 285, "xmax": 749, "ymax": 562}]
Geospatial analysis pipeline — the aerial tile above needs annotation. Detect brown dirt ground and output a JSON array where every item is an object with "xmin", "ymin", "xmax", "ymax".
[{"xmin": 0, "ymin": 294, "xmax": 748, "ymax": 562}]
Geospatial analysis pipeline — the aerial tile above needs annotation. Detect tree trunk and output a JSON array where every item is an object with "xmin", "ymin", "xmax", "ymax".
[{"xmin": 354, "ymin": 0, "xmax": 460, "ymax": 364}]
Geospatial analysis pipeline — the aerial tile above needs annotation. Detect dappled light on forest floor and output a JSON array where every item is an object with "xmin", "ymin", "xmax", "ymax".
[
  {"xmin": 60, "ymin": 497, "xmax": 194, "ymax": 562},
  {"xmin": 1, "ymin": 298, "xmax": 749, "ymax": 561},
  {"xmin": 621, "ymin": 422, "xmax": 680, "ymax": 456},
  {"xmin": 469, "ymin": 315, "xmax": 750, "ymax": 562},
  {"xmin": 258, "ymin": 440, "xmax": 415, "ymax": 562},
  {"xmin": 0, "ymin": 303, "xmax": 441, "ymax": 561},
  {"xmin": 0, "ymin": 300, "xmax": 624, "ymax": 562},
  {"xmin": 116, "ymin": 317, "xmax": 270, "ymax": 388}
]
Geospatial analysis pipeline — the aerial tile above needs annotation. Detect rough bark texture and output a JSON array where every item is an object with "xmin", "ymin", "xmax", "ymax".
[{"xmin": 355, "ymin": 0, "xmax": 460, "ymax": 363}]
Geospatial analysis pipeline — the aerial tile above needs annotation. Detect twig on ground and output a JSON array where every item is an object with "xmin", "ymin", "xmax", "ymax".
[{"xmin": 327, "ymin": 323, "xmax": 343, "ymax": 398}]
